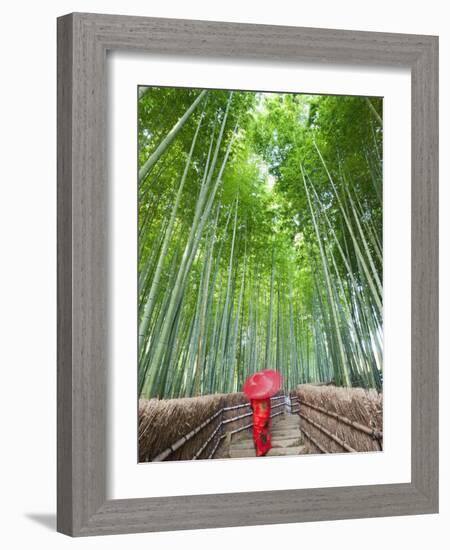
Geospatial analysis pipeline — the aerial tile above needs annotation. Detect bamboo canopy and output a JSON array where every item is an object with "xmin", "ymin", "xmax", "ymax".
[{"xmin": 138, "ymin": 87, "xmax": 383, "ymax": 400}]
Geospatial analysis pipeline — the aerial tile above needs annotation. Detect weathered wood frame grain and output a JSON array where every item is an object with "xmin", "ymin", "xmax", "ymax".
[{"xmin": 57, "ymin": 12, "xmax": 439, "ymax": 537}]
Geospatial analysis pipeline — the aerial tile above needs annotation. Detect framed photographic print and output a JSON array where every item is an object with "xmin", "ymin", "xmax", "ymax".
[{"xmin": 57, "ymin": 12, "xmax": 438, "ymax": 536}]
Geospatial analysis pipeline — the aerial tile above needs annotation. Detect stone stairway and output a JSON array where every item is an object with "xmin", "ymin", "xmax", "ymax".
[{"xmin": 228, "ymin": 413, "xmax": 305, "ymax": 458}]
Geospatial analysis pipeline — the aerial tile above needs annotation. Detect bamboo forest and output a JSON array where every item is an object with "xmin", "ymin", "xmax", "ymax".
[{"xmin": 138, "ymin": 87, "xmax": 383, "ymax": 400}]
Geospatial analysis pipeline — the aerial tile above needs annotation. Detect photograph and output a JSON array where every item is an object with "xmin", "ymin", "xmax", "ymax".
[
  {"xmin": 0, "ymin": 0, "xmax": 441, "ymax": 542},
  {"xmin": 137, "ymin": 85, "xmax": 383, "ymax": 461}
]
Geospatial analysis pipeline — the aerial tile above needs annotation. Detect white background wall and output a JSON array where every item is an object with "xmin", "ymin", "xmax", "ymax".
[{"xmin": 0, "ymin": 0, "xmax": 447, "ymax": 548}]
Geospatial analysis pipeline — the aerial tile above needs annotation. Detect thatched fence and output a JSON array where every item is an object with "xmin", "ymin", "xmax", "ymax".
[
  {"xmin": 292, "ymin": 384, "xmax": 383, "ymax": 454},
  {"xmin": 138, "ymin": 385, "xmax": 382, "ymax": 461},
  {"xmin": 139, "ymin": 393, "xmax": 285, "ymax": 461}
]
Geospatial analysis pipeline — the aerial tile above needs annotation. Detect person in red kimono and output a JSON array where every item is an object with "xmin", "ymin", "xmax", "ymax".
[
  {"xmin": 243, "ymin": 369, "xmax": 282, "ymax": 457},
  {"xmin": 250, "ymin": 397, "xmax": 272, "ymax": 456}
]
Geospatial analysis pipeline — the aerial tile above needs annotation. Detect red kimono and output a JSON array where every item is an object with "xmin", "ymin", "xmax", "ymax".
[{"xmin": 250, "ymin": 398, "xmax": 272, "ymax": 456}]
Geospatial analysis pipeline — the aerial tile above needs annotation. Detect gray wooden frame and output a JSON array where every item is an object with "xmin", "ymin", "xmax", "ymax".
[{"xmin": 57, "ymin": 12, "xmax": 438, "ymax": 537}]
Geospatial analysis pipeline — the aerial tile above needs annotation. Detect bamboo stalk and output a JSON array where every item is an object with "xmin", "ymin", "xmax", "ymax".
[
  {"xmin": 139, "ymin": 89, "xmax": 207, "ymax": 183},
  {"xmin": 139, "ymin": 109, "xmax": 205, "ymax": 354},
  {"xmin": 313, "ymin": 142, "xmax": 383, "ymax": 311},
  {"xmin": 365, "ymin": 97, "xmax": 382, "ymax": 126},
  {"xmin": 141, "ymin": 98, "xmax": 236, "ymax": 398},
  {"xmin": 302, "ymin": 172, "xmax": 350, "ymax": 386}
]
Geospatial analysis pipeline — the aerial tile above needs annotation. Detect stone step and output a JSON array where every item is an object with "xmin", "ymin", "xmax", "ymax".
[
  {"xmin": 233, "ymin": 432, "xmax": 301, "ymax": 441},
  {"xmin": 272, "ymin": 430, "xmax": 301, "ymax": 437},
  {"xmin": 272, "ymin": 421, "xmax": 300, "ymax": 427},
  {"xmin": 232, "ymin": 437, "xmax": 302, "ymax": 450},
  {"xmin": 272, "ymin": 422, "xmax": 300, "ymax": 428},
  {"xmin": 272, "ymin": 417, "xmax": 300, "ymax": 426},
  {"xmin": 271, "ymin": 430, "xmax": 302, "ymax": 439},
  {"xmin": 236, "ymin": 431, "xmax": 300, "ymax": 442},
  {"xmin": 272, "ymin": 427, "xmax": 300, "ymax": 433},
  {"xmin": 272, "ymin": 433, "xmax": 303, "ymax": 441},
  {"xmin": 229, "ymin": 446, "xmax": 306, "ymax": 458}
]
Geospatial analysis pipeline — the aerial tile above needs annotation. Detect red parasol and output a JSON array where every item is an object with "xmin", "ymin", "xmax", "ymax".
[{"xmin": 242, "ymin": 369, "xmax": 283, "ymax": 400}]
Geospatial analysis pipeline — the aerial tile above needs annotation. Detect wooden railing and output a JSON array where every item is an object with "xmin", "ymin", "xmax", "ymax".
[{"xmin": 152, "ymin": 394, "xmax": 286, "ymax": 461}]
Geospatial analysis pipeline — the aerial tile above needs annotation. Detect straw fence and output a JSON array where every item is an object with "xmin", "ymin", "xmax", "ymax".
[
  {"xmin": 139, "ymin": 384, "xmax": 382, "ymax": 461},
  {"xmin": 292, "ymin": 384, "xmax": 383, "ymax": 454},
  {"xmin": 139, "ymin": 393, "xmax": 285, "ymax": 461}
]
